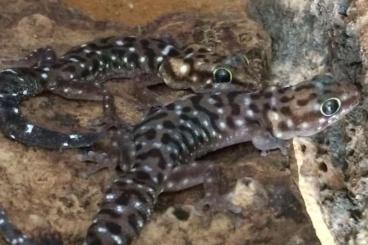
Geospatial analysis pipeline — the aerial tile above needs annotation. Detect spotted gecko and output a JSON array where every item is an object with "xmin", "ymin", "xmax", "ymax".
[
  {"xmin": 0, "ymin": 36, "xmax": 254, "ymax": 149},
  {"xmin": 0, "ymin": 75, "xmax": 359, "ymax": 245}
]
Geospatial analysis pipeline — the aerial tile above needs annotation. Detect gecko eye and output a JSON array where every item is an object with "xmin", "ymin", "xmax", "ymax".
[
  {"xmin": 320, "ymin": 98, "xmax": 341, "ymax": 116},
  {"xmin": 213, "ymin": 67, "xmax": 232, "ymax": 83}
]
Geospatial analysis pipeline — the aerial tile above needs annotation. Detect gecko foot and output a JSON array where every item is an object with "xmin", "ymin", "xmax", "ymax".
[
  {"xmin": 195, "ymin": 193, "xmax": 243, "ymax": 216},
  {"xmin": 77, "ymin": 150, "xmax": 119, "ymax": 178}
]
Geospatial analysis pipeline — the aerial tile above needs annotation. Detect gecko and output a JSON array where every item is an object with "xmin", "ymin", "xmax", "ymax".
[
  {"xmin": 0, "ymin": 74, "xmax": 360, "ymax": 245},
  {"xmin": 0, "ymin": 35, "xmax": 255, "ymax": 149}
]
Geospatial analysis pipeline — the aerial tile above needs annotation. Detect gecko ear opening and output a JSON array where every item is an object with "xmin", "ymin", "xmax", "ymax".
[
  {"xmin": 213, "ymin": 67, "xmax": 232, "ymax": 83},
  {"xmin": 320, "ymin": 97, "xmax": 341, "ymax": 116}
]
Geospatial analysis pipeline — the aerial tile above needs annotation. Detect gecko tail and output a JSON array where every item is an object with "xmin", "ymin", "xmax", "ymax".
[{"xmin": 0, "ymin": 97, "xmax": 102, "ymax": 149}]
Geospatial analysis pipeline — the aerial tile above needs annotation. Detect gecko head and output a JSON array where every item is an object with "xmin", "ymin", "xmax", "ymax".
[
  {"xmin": 158, "ymin": 44, "xmax": 259, "ymax": 92},
  {"xmin": 266, "ymin": 74, "xmax": 361, "ymax": 139}
]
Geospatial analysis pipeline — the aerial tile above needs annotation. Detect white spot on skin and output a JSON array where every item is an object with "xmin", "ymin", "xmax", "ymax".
[
  {"xmin": 96, "ymin": 50, "xmax": 102, "ymax": 55},
  {"xmin": 115, "ymin": 40, "xmax": 124, "ymax": 46},
  {"xmin": 207, "ymin": 98, "xmax": 216, "ymax": 104},
  {"xmin": 111, "ymin": 235, "xmax": 123, "ymax": 245},
  {"xmin": 161, "ymin": 45, "xmax": 174, "ymax": 56},
  {"xmin": 246, "ymin": 110, "xmax": 254, "ymax": 118},
  {"xmin": 69, "ymin": 134, "xmax": 80, "ymax": 139},
  {"xmin": 0, "ymin": 219, "xmax": 4, "ymax": 225},
  {"xmin": 9, "ymin": 134, "xmax": 15, "ymax": 139},
  {"xmin": 140, "ymin": 56, "xmax": 146, "ymax": 63},
  {"xmin": 3, "ymin": 69, "xmax": 17, "ymax": 74},
  {"xmin": 62, "ymin": 142, "xmax": 69, "ymax": 147},
  {"xmin": 69, "ymin": 74, "xmax": 74, "ymax": 79},
  {"xmin": 129, "ymin": 47, "xmax": 136, "ymax": 52},
  {"xmin": 105, "ymin": 193, "xmax": 115, "ymax": 200},
  {"xmin": 83, "ymin": 49, "xmax": 91, "ymax": 54},
  {"xmin": 13, "ymin": 108, "xmax": 19, "ymax": 114},
  {"xmin": 185, "ymin": 52, "xmax": 194, "ymax": 59},
  {"xmin": 69, "ymin": 57, "xmax": 79, "ymax": 62},
  {"xmin": 182, "ymin": 179, "xmax": 189, "ymax": 185},
  {"xmin": 235, "ymin": 119, "xmax": 244, "ymax": 126},
  {"xmin": 63, "ymin": 88, "xmax": 70, "ymax": 93},
  {"xmin": 156, "ymin": 124, "xmax": 163, "ymax": 130},
  {"xmin": 286, "ymin": 119, "xmax": 294, "ymax": 127},
  {"xmin": 179, "ymin": 64, "xmax": 190, "ymax": 74},
  {"xmin": 156, "ymin": 56, "xmax": 163, "ymax": 63},
  {"xmin": 111, "ymin": 55, "xmax": 117, "ymax": 61},
  {"xmin": 42, "ymin": 67, "xmax": 50, "ymax": 71},
  {"xmin": 166, "ymin": 182, "xmax": 174, "ymax": 189},
  {"xmin": 116, "ymin": 205, "xmax": 125, "ymax": 213},
  {"xmin": 270, "ymin": 97, "xmax": 277, "ymax": 107},
  {"xmin": 97, "ymin": 226, "xmax": 107, "ymax": 233},
  {"xmin": 243, "ymin": 96, "xmax": 251, "ymax": 105},
  {"xmin": 22, "ymin": 90, "xmax": 28, "ymax": 95},
  {"xmin": 41, "ymin": 73, "xmax": 48, "ymax": 79},
  {"xmin": 123, "ymin": 56, "xmax": 128, "ymax": 63},
  {"xmin": 300, "ymin": 122, "xmax": 310, "ymax": 129},
  {"xmin": 217, "ymin": 108, "xmax": 224, "ymax": 114},
  {"xmin": 275, "ymin": 132, "xmax": 283, "ymax": 138},
  {"xmin": 25, "ymin": 124, "xmax": 34, "ymax": 134},
  {"xmin": 153, "ymin": 142, "xmax": 162, "ymax": 148},
  {"xmin": 319, "ymin": 118, "xmax": 327, "ymax": 124},
  {"xmin": 80, "ymin": 63, "xmax": 85, "ymax": 68}
]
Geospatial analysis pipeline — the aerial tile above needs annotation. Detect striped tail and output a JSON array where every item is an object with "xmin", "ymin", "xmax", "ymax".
[
  {"xmin": 85, "ymin": 171, "xmax": 159, "ymax": 245},
  {"xmin": 0, "ymin": 97, "xmax": 102, "ymax": 149}
]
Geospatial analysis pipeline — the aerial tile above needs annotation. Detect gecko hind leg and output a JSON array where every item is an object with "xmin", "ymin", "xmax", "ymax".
[
  {"xmin": 164, "ymin": 162, "xmax": 242, "ymax": 217},
  {"xmin": 78, "ymin": 127, "xmax": 135, "ymax": 177}
]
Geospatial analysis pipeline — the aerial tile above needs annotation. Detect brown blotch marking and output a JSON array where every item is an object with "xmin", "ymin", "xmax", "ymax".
[
  {"xmin": 105, "ymin": 221, "xmax": 122, "ymax": 235},
  {"xmin": 182, "ymin": 107, "xmax": 192, "ymax": 113},
  {"xmin": 264, "ymin": 91, "xmax": 273, "ymax": 99},
  {"xmin": 280, "ymin": 95, "xmax": 295, "ymax": 103},
  {"xmin": 185, "ymin": 48, "xmax": 194, "ymax": 54},
  {"xmin": 128, "ymin": 213, "xmax": 141, "ymax": 235},
  {"xmin": 124, "ymin": 36, "xmax": 136, "ymax": 43},
  {"xmin": 145, "ymin": 129, "xmax": 156, "ymax": 140},
  {"xmin": 296, "ymin": 98, "xmax": 309, "ymax": 106},
  {"xmin": 163, "ymin": 120, "xmax": 176, "ymax": 129},
  {"xmin": 249, "ymin": 103, "xmax": 260, "ymax": 113},
  {"xmin": 226, "ymin": 116, "xmax": 236, "ymax": 129},
  {"xmin": 231, "ymin": 104, "xmax": 241, "ymax": 116},
  {"xmin": 140, "ymin": 39, "xmax": 150, "ymax": 46},
  {"xmin": 278, "ymin": 87, "xmax": 288, "ymax": 94},
  {"xmin": 278, "ymin": 121, "xmax": 289, "ymax": 131},
  {"xmin": 250, "ymin": 93, "xmax": 259, "ymax": 100},
  {"xmin": 280, "ymin": 106, "xmax": 292, "ymax": 116},
  {"xmin": 99, "ymin": 209, "xmax": 121, "ymax": 218},
  {"xmin": 297, "ymin": 93, "xmax": 318, "ymax": 106}
]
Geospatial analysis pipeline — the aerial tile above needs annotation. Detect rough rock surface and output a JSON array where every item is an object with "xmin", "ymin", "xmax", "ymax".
[
  {"xmin": 249, "ymin": 0, "xmax": 367, "ymax": 244},
  {"xmin": 1, "ymin": 0, "xmax": 366, "ymax": 244}
]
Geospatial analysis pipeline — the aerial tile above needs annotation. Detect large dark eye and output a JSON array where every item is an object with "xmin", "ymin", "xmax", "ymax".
[
  {"xmin": 213, "ymin": 67, "xmax": 232, "ymax": 83},
  {"xmin": 320, "ymin": 98, "xmax": 341, "ymax": 116}
]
